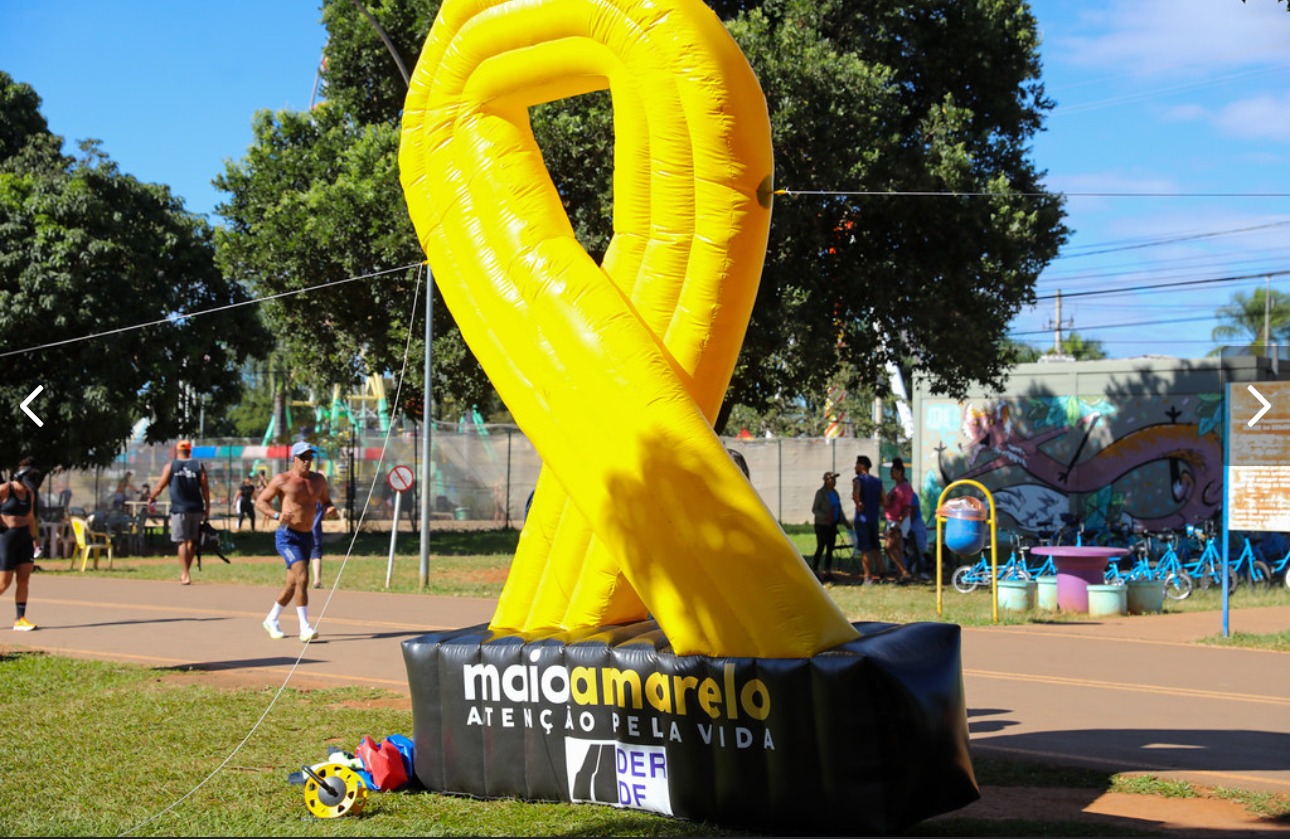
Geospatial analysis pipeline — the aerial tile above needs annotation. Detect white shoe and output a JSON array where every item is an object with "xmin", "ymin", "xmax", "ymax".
[
  {"xmin": 262, "ymin": 619, "xmax": 285, "ymax": 640},
  {"xmin": 13, "ymin": 617, "xmax": 36, "ymax": 631},
  {"xmin": 299, "ymin": 626, "xmax": 318, "ymax": 643}
]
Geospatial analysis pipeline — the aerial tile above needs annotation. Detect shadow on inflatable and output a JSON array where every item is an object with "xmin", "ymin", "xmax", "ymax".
[{"xmin": 395, "ymin": 0, "xmax": 980, "ymax": 831}]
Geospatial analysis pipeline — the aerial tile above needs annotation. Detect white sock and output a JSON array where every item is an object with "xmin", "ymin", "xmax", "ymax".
[
  {"xmin": 297, "ymin": 606, "xmax": 310, "ymax": 629},
  {"xmin": 267, "ymin": 603, "xmax": 283, "ymax": 623}
]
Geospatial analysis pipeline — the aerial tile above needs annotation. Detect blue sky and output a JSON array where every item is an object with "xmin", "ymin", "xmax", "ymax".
[{"xmin": 2, "ymin": 0, "xmax": 1288, "ymax": 360}]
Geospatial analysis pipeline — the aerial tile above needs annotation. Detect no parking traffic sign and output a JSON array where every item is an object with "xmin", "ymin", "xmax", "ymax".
[{"xmin": 387, "ymin": 464, "xmax": 415, "ymax": 494}]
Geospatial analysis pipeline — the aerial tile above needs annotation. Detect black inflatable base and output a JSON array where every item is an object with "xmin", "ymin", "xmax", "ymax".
[{"xmin": 402, "ymin": 620, "xmax": 978, "ymax": 835}]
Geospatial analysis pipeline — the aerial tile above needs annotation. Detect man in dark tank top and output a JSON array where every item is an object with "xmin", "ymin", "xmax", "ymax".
[{"xmin": 146, "ymin": 440, "xmax": 210, "ymax": 585}]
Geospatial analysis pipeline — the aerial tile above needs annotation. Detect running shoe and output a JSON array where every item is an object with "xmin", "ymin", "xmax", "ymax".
[
  {"xmin": 13, "ymin": 617, "xmax": 36, "ymax": 631},
  {"xmin": 299, "ymin": 626, "xmax": 319, "ymax": 643},
  {"xmin": 262, "ymin": 618, "xmax": 285, "ymax": 640}
]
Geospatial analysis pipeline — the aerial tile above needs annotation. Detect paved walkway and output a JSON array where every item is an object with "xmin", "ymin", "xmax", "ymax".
[{"xmin": 6, "ymin": 576, "xmax": 1290, "ymax": 802}]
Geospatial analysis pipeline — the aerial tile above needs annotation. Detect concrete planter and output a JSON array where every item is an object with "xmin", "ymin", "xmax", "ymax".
[
  {"xmin": 1087, "ymin": 583, "xmax": 1127, "ymax": 618},
  {"xmin": 1036, "ymin": 575, "xmax": 1057, "ymax": 610},
  {"xmin": 1126, "ymin": 578, "xmax": 1166, "ymax": 614},
  {"xmin": 997, "ymin": 578, "xmax": 1037, "ymax": 612}
]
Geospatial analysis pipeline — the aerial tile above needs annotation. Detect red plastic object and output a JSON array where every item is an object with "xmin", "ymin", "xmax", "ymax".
[{"xmin": 357, "ymin": 735, "xmax": 409, "ymax": 791}]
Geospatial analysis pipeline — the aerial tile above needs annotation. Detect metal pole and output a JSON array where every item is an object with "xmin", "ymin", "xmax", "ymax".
[
  {"xmin": 419, "ymin": 268, "xmax": 434, "ymax": 588},
  {"xmin": 348, "ymin": 427, "xmax": 356, "ymax": 537},
  {"xmin": 386, "ymin": 490, "xmax": 402, "ymax": 588},
  {"xmin": 777, "ymin": 437, "xmax": 783, "ymax": 524},
  {"xmin": 505, "ymin": 429, "xmax": 512, "ymax": 529},
  {"xmin": 348, "ymin": 0, "xmax": 411, "ymax": 85}
]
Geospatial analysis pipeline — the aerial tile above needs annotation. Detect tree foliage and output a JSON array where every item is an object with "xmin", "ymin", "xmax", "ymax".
[
  {"xmin": 215, "ymin": 0, "xmax": 1065, "ymax": 432},
  {"xmin": 214, "ymin": 0, "xmax": 496, "ymax": 421},
  {"xmin": 0, "ymin": 71, "xmax": 266, "ymax": 469},
  {"xmin": 722, "ymin": 0, "xmax": 1066, "ymax": 427},
  {"xmin": 1210, "ymin": 287, "xmax": 1290, "ymax": 356}
]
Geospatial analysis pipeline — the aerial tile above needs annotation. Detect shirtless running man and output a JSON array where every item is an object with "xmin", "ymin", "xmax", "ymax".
[{"xmin": 256, "ymin": 441, "xmax": 337, "ymax": 642}]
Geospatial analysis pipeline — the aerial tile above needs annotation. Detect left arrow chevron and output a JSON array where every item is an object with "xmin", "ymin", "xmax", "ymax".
[{"xmin": 20, "ymin": 385, "xmax": 43, "ymax": 427}]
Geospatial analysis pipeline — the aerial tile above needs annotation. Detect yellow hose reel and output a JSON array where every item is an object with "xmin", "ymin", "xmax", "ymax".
[{"xmin": 302, "ymin": 762, "xmax": 368, "ymax": 819}]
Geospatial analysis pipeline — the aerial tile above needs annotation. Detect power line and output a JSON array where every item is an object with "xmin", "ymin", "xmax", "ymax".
[
  {"xmin": 1054, "ymin": 220, "xmax": 1290, "ymax": 260},
  {"xmin": 1038, "ymin": 248, "xmax": 1290, "ymax": 287},
  {"xmin": 1035, "ymin": 268, "xmax": 1290, "ymax": 301},
  {"xmin": 1009, "ymin": 314, "xmax": 1216, "ymax": 337},
  {"xmin": 0, "ymin": 263, "xmax": 421, "ymax": 360}
]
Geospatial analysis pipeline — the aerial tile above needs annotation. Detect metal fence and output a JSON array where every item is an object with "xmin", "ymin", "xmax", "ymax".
[{"xmin": 37, "ymin": 427, "xmax": 878, "ymax": 530}]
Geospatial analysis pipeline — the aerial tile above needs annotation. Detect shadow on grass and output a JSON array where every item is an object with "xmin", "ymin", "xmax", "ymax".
[
  {"xmin": 219, "ymin": 527, "xmax": 522, "ymax": 558},
  {"xmin": 155, "ymin": 655, "xmax": 325, "ymax": 673}
]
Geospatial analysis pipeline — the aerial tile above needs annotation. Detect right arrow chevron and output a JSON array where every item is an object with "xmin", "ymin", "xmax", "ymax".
[{"xmin": 1248, "ymin": 385, "xmax": 1271, "ymax": 428}]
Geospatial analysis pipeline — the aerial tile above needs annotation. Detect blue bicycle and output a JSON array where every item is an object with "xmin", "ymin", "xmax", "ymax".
[
  {"xmin": 1248, "ymin": 532, "xmax": 1290, "ymax": 590},
  {"xmin": 1230, "ymin": 535, "xmax": 1273, "ymax": 590},
  {"xmin": 1180, "ymin": 520, "xmax": 1233, "ymax": 592},
  {"xmin": 1104, "ymin": 529, "xmax": 1192, "ymax": 599},
  {"xmin": 950, "ymin": 534, "xmax": 1030, "ymax": 593}
]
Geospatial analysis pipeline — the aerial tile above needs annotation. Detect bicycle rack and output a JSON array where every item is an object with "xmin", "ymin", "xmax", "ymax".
[{"xmin": 935, "ymin": 479, "xmax": 1001, "ymax": 624}]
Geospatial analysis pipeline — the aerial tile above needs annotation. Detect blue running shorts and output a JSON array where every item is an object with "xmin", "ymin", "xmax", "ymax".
[{"xmin": 275, "ymin": 527, "xmax": 315, "ymax": 568}]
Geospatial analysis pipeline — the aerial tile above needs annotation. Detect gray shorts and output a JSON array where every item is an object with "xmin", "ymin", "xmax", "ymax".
[{"xmin": 171, "ymin": 511, "xmax": 204, "ymax": 543}]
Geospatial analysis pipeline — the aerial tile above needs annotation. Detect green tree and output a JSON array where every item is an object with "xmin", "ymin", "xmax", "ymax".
[
  {"xmin": 722, "ymin": 0, "xmax": 1066, "ymax": 429},
  {"xmin": 214, "ymin": 0, "xmax": 495, "ymax": 420},
  {"xmin": 1004, "ymin": 339, "xmax": 1043, "ymax": 364},
  {"xmin": 1060, "ymin": 331, "xmax": 1107, "ymax": 361},
  {"xmin": 1210, "ymin": 287, "xmax": 1290, "ymax": 356},
  {"xmin": 0, "ymin": 72, "xmax": 267, "ymax": 469}
]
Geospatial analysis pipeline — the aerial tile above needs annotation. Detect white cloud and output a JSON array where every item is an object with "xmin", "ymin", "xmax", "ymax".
[
  {"xmin": 1055, "ymin": 0, "xmax": 1290, "ymax": 78},
  {"xmin": 1213, "ymin": 93, "xmax": 1290, "ymax": 141}
]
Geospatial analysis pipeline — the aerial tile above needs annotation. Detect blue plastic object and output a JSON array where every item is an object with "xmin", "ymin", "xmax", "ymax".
[
  {"xmin": 944, "ymin": 516, "xmax": 986, "ymax": 556},
  {"xmin": 385, "ymin": 733, "xmax": 415, "ymax": 780}
]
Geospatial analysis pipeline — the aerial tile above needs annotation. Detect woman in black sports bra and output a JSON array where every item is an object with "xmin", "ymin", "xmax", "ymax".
[{"xmin": 0, "ymin": 456, "xmax": 41, "ymax": 631}]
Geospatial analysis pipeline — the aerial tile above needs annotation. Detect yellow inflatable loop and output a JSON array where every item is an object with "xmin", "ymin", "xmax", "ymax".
[{"xmin": 400, "ymin": 0, "xmax": 857, "ymax": 657}]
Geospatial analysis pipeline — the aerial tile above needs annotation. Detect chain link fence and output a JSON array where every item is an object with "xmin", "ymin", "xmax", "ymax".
[{"xmin": 35, "ymin": 427, "xmax": 878, "ymax": 531}]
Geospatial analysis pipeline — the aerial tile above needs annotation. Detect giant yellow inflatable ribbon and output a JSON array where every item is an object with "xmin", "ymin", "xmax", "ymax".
[{"xmin": 400, "ymin": 0, "xmax": 858, "ymax": 657}]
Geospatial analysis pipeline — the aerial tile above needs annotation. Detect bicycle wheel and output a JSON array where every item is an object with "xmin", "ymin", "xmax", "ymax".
[
  {"xmin": 1164, "ymin": 571, "xmax": 1192, "ymax": 601},
  {"xmin": 1198, "ymin": 562, "xmax": 1235, "ymax": 592},
  {"xmin": 1000, "ymin": 564, "xmax": 1030, "ymax": 582},
  {"xmin": 1249, "ymin": 560, "xmax": 1272, "ymax": 590},
  {"xmin": 952, "ymin": 565, "xmax": 979, "ymax": 594}
]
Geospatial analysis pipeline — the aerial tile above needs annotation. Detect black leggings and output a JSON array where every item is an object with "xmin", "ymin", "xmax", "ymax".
[{"xmin": 812, "ymin": 523, "xmax": 838, "ymax": 571}]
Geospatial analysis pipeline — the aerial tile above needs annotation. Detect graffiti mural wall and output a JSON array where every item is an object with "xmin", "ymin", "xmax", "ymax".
[{"xmin": 914, "ymin": 358, "xmax": 1281, "ymax": 536}]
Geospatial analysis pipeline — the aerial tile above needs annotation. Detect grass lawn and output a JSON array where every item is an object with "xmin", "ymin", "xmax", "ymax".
[
  {"xmin": 10, "ymin": 650, "xmax": 1285, "ymax": 837},
  {"xmin": 18, "ymin": 526, "xmax": 1290, "ymax": 835}
]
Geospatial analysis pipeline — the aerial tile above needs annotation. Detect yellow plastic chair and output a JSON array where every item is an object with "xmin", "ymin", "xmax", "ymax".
[{"xmin": 70, "ymin": 517, "xmax": 114, "ymax": 571}]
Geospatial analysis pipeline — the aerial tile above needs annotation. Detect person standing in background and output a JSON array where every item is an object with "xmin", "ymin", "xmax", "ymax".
[
  {"xmin": 147, "ymin": 441, "xmax": 210, "ymax": 585},
  {"xmin": 882, "ymin": 457, "xmax": 915, "ymax": 584},
  {"xmin": 236, "ymin": 475, "xmax": 257, "ymax": 531},
  {"xmin": 851, "ymin": 455, "xmax": 884, "ymax": 585},
  {"xmin": 810, "ymin": 471, "xmax": 847, "ymax": 582}
]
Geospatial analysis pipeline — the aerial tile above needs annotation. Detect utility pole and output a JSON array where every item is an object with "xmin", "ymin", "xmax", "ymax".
[
  {"xmin": 1040, "ymin": 289, "xmax": 1075, "ymax": 363},
  {"xmin": 1051, "ymin": 289, "xmax": 1074, "ymax": 355},
  {"xmin": 1266, "ymin": 275, "xmax": 1278, "ymax": 376}
]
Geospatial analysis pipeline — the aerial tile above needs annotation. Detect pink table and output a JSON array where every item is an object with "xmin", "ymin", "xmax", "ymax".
[{"xmin": 1029, "ymin": 546, "xmax": 1129, "ymax": 612}]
